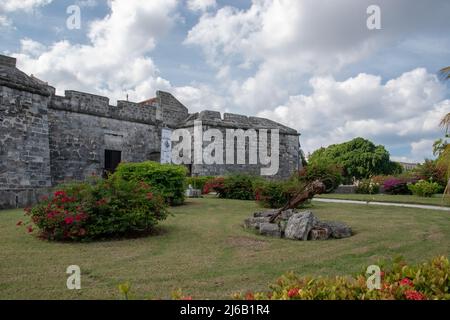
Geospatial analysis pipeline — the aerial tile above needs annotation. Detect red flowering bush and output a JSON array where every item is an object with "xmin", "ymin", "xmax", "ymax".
[
  {"xmin": 202, "ymin": 177, "xmax": 226, "ymax": 195},
  {"xmin": 21, "ymin": 175, "xmax": 167, "ymax": 241},
  {"xmin": 231, "ymin": 256, "xmax": 450, "ymax": 300}
]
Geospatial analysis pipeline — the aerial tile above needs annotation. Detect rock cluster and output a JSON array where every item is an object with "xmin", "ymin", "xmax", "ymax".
[{"xmin": 244, "ymin": 210, "xmax": 352, "ymax": 240}]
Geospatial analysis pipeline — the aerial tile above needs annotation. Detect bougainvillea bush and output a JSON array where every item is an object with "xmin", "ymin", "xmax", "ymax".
[
  {"xmin": 232, "ymin": 256, "xmax": 450, "ymax": 300},
  {"xmin": 383, "ymin": 177, "xmax": 413, "ymax": 195},
  {"xmin": 21, "ymin": 176, "xmax": 167, "ymax": 241}
]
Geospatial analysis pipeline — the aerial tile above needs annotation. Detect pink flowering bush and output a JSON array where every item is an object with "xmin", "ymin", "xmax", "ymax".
[
  {"xmin": 21, "ymin": 175, "xmax": 167, "ymax": 241},
  {"xmin": 383, "ymin": 177, "xmax": 413, "ymax": 195}
]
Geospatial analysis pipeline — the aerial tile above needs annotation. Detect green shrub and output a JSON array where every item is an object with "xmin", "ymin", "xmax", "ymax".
[
  {"xmin": 231, "ymin": 256, "xmax": 450, "ymax": 300},
  {"xmin": 23, "ymin": 176, "xmax": 168, "ymax": 241},
  {"xmin": 414, "ymin": 159, "xmax": 448, "ymax": 188},
  {"xmin": 114, "ymin": 161, "xmax": 187, "ymax": 205},
  {"xmin": 203, "ymin": 175, "xmax": 263, "ymax": 200},
  {"xmin": 186, "ymin": 176, "xmax": 214, "ymax": 193},
  {"xmin": 408, "ymin": 180, "xmax": 442, "ymax": 197},
  {"xmin": 256, "ymin": 178, "xmax": 306, "ymax": 208},
  {"xmin": 355, "ymin": 179, "xmax": 380, "ymax": 194},
  {"xmin": 220, "ymin": 175, "xmax": 261, "ymax": 200},
  {"xmin": 299, "ymin": 162, "xmax": 343, "ymax": 192}
]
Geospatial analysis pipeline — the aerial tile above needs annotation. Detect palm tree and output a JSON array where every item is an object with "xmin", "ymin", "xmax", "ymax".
[{"xmin": 439, "ymin": 67, "xmax": 450, "ymax": 201}]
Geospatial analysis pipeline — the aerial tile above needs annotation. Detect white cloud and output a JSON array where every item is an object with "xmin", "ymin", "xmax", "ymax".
[
  {"xmin": 13, "ymin": 0, "xmax": 179, "ymax": 103},
  {"xmin": 185, "ymin": 0, "xmax": 450, "ymax": 113},
  {"xmin": 0, "ymin": 15, "xmax": 13, "ymax": 29},
  {"xmin": 186, "ymin": 0, "xmax": 216, "ymax": 13},
  {"xmin": 0, "ymin": 0, "xmax": 52, "ymax": 12},
  {"xmin": 174, "ymin": 84, "xmax": 227, "ymax": 113},
  {"xmin": 257, "ymin": 69, "xmax": 450, "ymax": 163},
  {"xmin": 76, "ymin": 0, "xmax": 98, "ymax": 8}
]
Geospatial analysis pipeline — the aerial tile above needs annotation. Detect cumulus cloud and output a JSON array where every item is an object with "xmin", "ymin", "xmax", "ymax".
[
  {"xmin": 13, "ymin": 0, "xmax": 179, "ymax": 103},
  {"xmin": 186, "ymin": 0, "xmax": 216, "ymax": 13},
  {"xmin": 257, "ymin": 69, "xmax": 450, "ymax": 162},
  {"xmin": 0, "ymin": 0, "xmax": 52, "ymax": 12},
  {"xmin": 186, "ymin": 0, "xmax": 450, "ymax": 112}
]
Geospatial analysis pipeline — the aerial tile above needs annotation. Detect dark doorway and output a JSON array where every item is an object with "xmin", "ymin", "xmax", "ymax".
[{"xmin": 104, "ymin": 150, "xmax": 122, "ymax": 176}]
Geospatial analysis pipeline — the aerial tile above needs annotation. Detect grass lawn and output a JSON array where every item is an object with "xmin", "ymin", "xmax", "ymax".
[
  {"xmin": 1, "ymin": 197, "xmax": 450, "ymax": 300},
  {"xmin": 317, "ymin": 193, "xmax": 450, "ymax": 207}
]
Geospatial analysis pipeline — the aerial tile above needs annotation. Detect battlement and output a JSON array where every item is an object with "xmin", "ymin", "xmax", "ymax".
[
  {"xmin": 0, "ymin": 55, "xmax": 16, "ymax": 68},
  {"xmin": 49, "ymin": 90, "xmax": 158, "ymax": 125},
  {"xmin": 179, "ymin": 110, "xmax": 299, "ymax": 135}
]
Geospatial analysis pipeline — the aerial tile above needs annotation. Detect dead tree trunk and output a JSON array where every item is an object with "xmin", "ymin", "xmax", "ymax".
[{"xmin": 269, "ymin": 180, "xmax": 326, "ymax": 223}]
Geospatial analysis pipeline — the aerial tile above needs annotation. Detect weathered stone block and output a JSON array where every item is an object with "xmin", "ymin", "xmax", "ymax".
[
  {"xmin": 259, "ymin": 223, "xmax": 281, "ymax": 238},
  {"xmin": 244, "ymin": 217, "xmax": 271, "ymax": 230}
]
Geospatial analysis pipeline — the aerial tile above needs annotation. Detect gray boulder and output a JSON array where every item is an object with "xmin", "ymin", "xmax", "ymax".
[
  {"xmin": 259, "ymin": 223, "xmax": 281, "ymax": 238},
  {"xmin": 284, "ymin": 211, "xmax": 318, "ymax": 241},
  {"xmin": 317, "ymin": 221, "xmax": 352, "ymax": 239},
  {"xmin": 244, "ymin": 216, "xmax": 271, "ymax": 230}
]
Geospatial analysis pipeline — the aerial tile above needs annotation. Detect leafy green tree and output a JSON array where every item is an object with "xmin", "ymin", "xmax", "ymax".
[
  {"xmin": 439, "ymin": 66, "xmax": 450, "ymax": 201},
  {"xmin": 308, "ymin": 137, "xmax": 401, "ymax": 180}
]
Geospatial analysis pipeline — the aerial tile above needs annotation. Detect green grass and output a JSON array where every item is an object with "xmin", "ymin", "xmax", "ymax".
[
  {"xmin": 317, "ymin": 193, "xmax": 450, "ymax": 207},
  {"xmin": 1, "ymin": 197, "xmax": 450, "ymax": 300}
]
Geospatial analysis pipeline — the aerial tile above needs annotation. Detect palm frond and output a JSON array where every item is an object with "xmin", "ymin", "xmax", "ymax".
[
  {"xmin": 440, "ymin": 113, "xmax": 450, "ymax": 133},
  {"xmin": 440, "ymin": 66, "xmax": 450, "ymax": 80}
]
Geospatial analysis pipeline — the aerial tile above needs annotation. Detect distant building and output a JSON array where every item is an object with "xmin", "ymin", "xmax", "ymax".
[{"xmin": 397, "ymin": 162, "xmax": 419, "ymax": 171}]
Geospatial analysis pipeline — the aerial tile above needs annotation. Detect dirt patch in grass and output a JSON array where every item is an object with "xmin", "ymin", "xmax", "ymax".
[{"xmin": 226, "ymin": 236, "xmax": 268, "ymax": 250}]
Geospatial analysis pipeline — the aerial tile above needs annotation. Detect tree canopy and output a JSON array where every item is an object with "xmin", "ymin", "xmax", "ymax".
[{"xmin": 308, "ymin": 137, "xmax": 402, "ymax": 180}]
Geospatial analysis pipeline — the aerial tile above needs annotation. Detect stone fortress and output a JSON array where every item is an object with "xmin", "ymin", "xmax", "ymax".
[{"xmin": 0, "ymin": 54, "xmax": 302, "ymax": 209}]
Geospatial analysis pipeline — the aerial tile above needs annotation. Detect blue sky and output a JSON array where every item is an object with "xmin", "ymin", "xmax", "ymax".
[{"xmin": 1, "ymin": 0, "xmax": 449, "ymax": 162}]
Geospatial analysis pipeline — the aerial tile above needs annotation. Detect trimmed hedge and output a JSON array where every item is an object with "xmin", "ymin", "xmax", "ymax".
[{"xmin": 114, "ymin": 161, "xmax": 187, "ymax": 205}]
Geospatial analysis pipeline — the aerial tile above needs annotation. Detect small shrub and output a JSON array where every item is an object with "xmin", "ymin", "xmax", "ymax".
[
  {"xmin": 186, "ymin": 176, "xmax": 214, "ymax": 193},
  {"xmin": 114, "ymin": 161, "xmax": 187, "ymax": 205},
  {"xmin": 221, "ymin": 175, "xmax": 260, "ymax": 200},
  {"xmin": 231, "ymin": 256, "xmax": 450, "ymax": 300},
  {"xmin": 414, "ymin": 159, "xmax": 448, "ymax": 188},
  {"xmin": 299, "ymin": 162, "xmax": 343, "ymax": 193},
  {"xmin": 256, "ymin": 178, "xmax": 306, "ymax": 208},
  {"xmin": 408, "ymin": 180, "xmax": 442, "ymax": 197},
  {"xmin": 203, "ymin": 177, "xmax": 225, "ymax": 195},
  {"xmin": 23, "ymin": 176, "xmax": 168, "ymax": 241},
  {"xmin": 355, "ymin": 179, "xmax": 380, "ymax": 195},
  {"xmin": 203, "ymin": 175, "xmax": 263, "ymax": 200},
  {"xmin": 383, "ymin": 178, "xmax": 412, "ymax": 195}
]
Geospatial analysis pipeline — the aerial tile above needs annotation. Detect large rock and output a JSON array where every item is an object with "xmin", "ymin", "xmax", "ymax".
[
  {"xmin": 317, "ymin": 221, "xmax": 352, "ymax": 239},
  {"xmin": 284, "ymin": 211, "xmax": 318, "ymax": 241},
  {"xmin": 244, "ymin": 217, "xmax": 271, "ymax": 230},
  {"xmin": 259, "ymin": 223, "xmax": 281, "ymax": 238}
]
